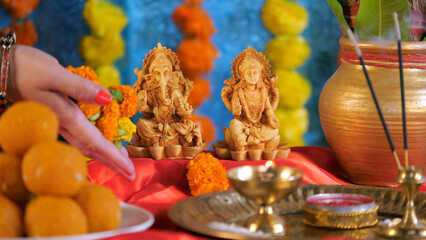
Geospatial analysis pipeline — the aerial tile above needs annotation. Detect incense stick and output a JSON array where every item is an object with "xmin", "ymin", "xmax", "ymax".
[
  {"xmin": 345, "ymin": 28, "xmax": 403, "ymax": 170},
  {"xmin": 392, "ymin": 12, "xmax": 408, "ymax": 168}
]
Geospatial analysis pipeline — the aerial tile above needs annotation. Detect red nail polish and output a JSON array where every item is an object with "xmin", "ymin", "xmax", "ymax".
[{"xmin": 95, "ymin": 90, "xmax": 111, "ymax": 105}]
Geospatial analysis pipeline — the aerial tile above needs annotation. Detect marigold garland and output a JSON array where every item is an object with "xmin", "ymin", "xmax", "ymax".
[
  {"xmin": 66, "ymin": 65, "xmax": 137, "ymax": 148},
  {"xmin": 80, "ymin": 0, "xmax": 128, "ymax": 88},
  {"xmin": 172, "ymin": 5, "xmax": 215, "ymax": 40},
  {"xmin": 186, "ymin": 152, "xmax": 229, "ymax": 196},
  {"xmin": 0, "ymin": 0, "xmax": 40, "ymax": 19},
  {"xmin": 262, "ymin": 0, "xmax": 311, "ymax": 146},
  {"xmin": 173, "ymin": 0, "xmax": 217, "ymax": 145},
  {"xmin": 0, "ymin": 0, "xmax": 40, "ymax": 46}
]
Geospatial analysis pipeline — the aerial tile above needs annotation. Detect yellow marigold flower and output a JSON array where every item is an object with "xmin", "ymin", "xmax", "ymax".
[
  {"xmin": 265, "ymin": 35, "xmax": 310, "ymax": 69},
  {"xmin": 262, "ymin": 0, "xmax": 308, "ymax": 35},
  {"xmin": 97, "ymin": 100, "xmax": 120, "ymax": 142},
  {"xmin": 83, "ymin": 0, "xmax": 127, "ymax": 37},
  {"xmin": 274, "ymin": 69, "xmax": 312, "ymax": 108},
  {"xmin": 275, "ymin": 107, "xmax": 308, "ymax": 147},
  {"xmin": 66, "ymin": 66, "xmax": 101, "ymax": 118},
  {"xmin": 80, "ymin": 35, "xmax": 125, "ymax": 66},
  {"xmin": 117, "ymin": 117, "xmax": 136, "ymax": 142},
  {"xmin": 96, "ymin": 65, "xmax": 121, "ymax": 89},
  {"xmin": 108, "ymin": 85, "xmax": 138, "ymax": 118},
  {"xmin": 186, "ymin": 152, "xmax": 229, "ymax": 196}
]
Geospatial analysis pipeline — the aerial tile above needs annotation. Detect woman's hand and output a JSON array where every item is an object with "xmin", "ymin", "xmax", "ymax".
[{"xmin": 7, "ymin": 45, "xmax": 135, "ymax": 181}]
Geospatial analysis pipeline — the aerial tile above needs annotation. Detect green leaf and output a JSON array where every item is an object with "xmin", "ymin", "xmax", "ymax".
[
  {"xmin": 116, "ymin": 128, "xmax": 126, "ymax": 137},
  {"xmin": 354, "ymin": 0, "xmax": 411, "ymax": 41},
  {"xmin": 326, "ymin": 0, "xmax": 350, "ymax": 33},
  {"xmin": 109, "ymin": 89, "xmax": 124, "ymax": 104},
  {"xmin": 113, "ymin": 140, "xmax": 122, "ymax": 149}
]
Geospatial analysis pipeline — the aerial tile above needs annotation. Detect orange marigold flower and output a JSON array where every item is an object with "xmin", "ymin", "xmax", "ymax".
[
  {"xmin": 187, "ymin": 77, "xmax": 210, "ymax": 108},
  {"xmin": 77, "ymin": 102, "xmax": 101, "ymax": 119},
  {"xmin": 96, "ymin": 100, "xmax": 120, "ymax": 142},
  {"xmin": 186, "ymin": 152, "xmax": 228, "ymax": 196},
  {"xmin": 66, "ymin": 66, "xmax": 102, "ymax": 118},
  {"xmin": 3, "ymin": 19, "xmax": 38, "ymax": 46},
  {"xmin": 183, "ymin": 0, "xmax": 204, "ymax": 4},
  {"xmin": 172, "ymin": 5, "xmax": 215, "ymax": 40},
  {"xmin": 65, "ymin": 66, "xmax": 101, "ymax": 85},
  {"xmin": 108, "ymin": 85, "xmax": 137, "ymax": 118},
  {"xmin": 176, "ymin": 39, "xmax": 217, "ymax": 78},
  {"xmin": 1, "ymin": 0, "xmax": 40, "ymax": 19}
]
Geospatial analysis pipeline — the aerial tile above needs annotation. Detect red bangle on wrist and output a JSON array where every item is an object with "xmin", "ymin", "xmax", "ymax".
[{"xmin": 0, "ymin": 29, "xmax": 16, "ymax": 114}]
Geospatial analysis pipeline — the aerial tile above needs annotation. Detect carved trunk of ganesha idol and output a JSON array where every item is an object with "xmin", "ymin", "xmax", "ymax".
[
  {"xmin": 213, "ymin": 48, "xmax": 290, "ymax": 161},
  {"xmin": 127, "ymin": 43, "xmax": 204, "ymax": 159}
]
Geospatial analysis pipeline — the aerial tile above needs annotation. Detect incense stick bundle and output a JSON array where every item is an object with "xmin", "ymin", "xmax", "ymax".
[{"xmin": 345, "ymin": 28, "xmax": 403, "ymax": 170}]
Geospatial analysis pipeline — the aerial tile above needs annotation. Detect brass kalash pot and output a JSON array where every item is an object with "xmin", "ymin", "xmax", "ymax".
[{"xmin": 319, "ymin": 37, "xmax": 426, "ymax": 186}]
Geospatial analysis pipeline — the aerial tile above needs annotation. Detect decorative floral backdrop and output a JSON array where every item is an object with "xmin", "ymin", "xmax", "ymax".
[{"xmin": 0, "ymin": 0, "xmax": 342, "ymax": 148}]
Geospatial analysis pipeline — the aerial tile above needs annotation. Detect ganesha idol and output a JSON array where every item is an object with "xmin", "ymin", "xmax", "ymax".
[
  {"xmin": 213, "ymin": 48, "xmax": 290, "ymax": 161},
  {"xmin": 126, "ymin": 43, "xmax": 204, "ymax": 159}
]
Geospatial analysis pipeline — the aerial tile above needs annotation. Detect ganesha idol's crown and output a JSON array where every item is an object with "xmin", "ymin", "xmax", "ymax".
[{"xmin": 139, "ymin": 43, "xmax": 181, "ymax": 76}]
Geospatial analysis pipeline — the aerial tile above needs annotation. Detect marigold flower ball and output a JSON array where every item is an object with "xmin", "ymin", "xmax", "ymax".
[
  {"xmin": 0, "ymin": 0, "xmax": 40, "ymax": 19},
  {"xmin": 274, "ymin": 69, "xmax": 312, "ymax": 108},
  {"xmin": 275, "ymin": 107, "xmax": 308, "ymax": 146},
  {"xmin": 24, "ymin": 196, "xmax": 88, "ymax": 237},
  {"xmin": 262, "ymin": 0, "xmax": 308, "ymax": 35},
  {"xmin": 176, "ymin": 39, "xmax": 217, "ymax": 77},
  {"xmin": 83, "ymin": 0, "xmax": 127, "ymax": 37},
  {"xmin": 0, "ymin": 153, "xmax": 30, "ymax": 204},
  {"xmin": 0, "ymin": 195, "xmax": 23, "ymax": 237},
  {"xmin": 265, "ymin": 35, "xmax": 310, "ymax": 69},
  {"xmin": 186, "ymin": 153, "xmax": 229, "ymax": 196},
  {"xmin": 80, "ymin": 35, "xmax": 125, "ymax": 66},
  {"xmin": 75, "ymin": 185, "xmax": 121, "ymax": 233},
  {"xmin": 172, "ymin": 5, "xmax": 215, "ymax": 39},
  {"xmin": 0, "ymin": 101, "xmax": 59, "ymax": 157},
  {"xmin": 187, "ymin": 78, "xmax": 211, "ymax": 108},
  {"xmin": 8, "ymin": 19, "xmax": 38, "ymax": 46},
  {"xmin": 22, "ymin": 141, "xmax": 87, "ymax": 197},
  {"xmin": 96, "ymin": 65, "xmax": 121, "ymax": 89}
]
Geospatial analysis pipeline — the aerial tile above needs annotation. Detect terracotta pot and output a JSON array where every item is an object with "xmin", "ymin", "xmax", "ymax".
[{"xmin": 319, "ymin": 37, "xmax": 426, "ymax": 186}]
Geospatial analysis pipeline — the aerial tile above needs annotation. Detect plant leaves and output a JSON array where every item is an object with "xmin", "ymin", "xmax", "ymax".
[
  {"xmin": 326, "ymin": 0, "xmax": 350, "ymax": 34},
  {"xmin": 354, "ymin": 0, "xmax": 411, "ymax": 41}
]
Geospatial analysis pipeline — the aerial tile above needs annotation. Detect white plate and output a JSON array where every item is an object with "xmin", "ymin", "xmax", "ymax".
[{"xmin": 2, "ymin": 202, "xmax": 155, "ymax": 240}]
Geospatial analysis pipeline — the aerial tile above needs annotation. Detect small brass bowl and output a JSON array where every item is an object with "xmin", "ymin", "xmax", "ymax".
[{"xmin": 303, "ymin": 193, "xmax": 378, "ymax": 229}]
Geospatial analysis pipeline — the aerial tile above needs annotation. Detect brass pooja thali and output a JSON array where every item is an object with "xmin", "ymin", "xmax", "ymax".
[{"xmin": 169, "ymin": 185, "xmax": 426, "ymax": 240}]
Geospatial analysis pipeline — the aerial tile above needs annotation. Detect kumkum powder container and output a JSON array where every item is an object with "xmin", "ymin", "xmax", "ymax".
[{"xmin": 303, "ymin": 193, "xmax": 378, "ymax": 229}]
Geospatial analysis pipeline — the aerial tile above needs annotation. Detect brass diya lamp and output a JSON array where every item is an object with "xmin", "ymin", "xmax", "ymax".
[{"xmin": 226, "ymin": 161, "xmax": 303, "ymax": 235}]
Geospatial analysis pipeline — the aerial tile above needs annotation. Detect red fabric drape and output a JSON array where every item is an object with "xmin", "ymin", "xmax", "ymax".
[{"xmin": 87, "ymin": 147, "xmax": 425, "ymax": 240}]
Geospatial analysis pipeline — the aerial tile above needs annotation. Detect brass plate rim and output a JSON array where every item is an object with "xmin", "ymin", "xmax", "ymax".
[{"xmin": 169, "ymin": 184, "xmax": 426, "ymax": 240}]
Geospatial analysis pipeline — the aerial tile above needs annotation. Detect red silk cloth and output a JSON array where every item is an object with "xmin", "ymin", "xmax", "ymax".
[{"xmin": 87, "ymin": 147, "xmax": 425, "ymax": 240}]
